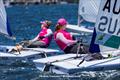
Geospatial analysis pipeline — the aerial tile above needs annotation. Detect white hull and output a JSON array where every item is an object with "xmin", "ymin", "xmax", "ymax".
[
  {"xmin": 66, "ymin": 24, "xmax": 93, "ymax": 34},
  {"xmin": 0, "ymin": 45, "xmax": 61, "ymax": 64},
  {"xmin": 33, "ymin": 52, "xmax": 120, "ymax": 74}
]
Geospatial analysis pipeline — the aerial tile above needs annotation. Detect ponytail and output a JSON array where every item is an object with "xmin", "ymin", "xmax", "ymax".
[{"xmin": 55, "ymin": 24, "xmax": 62, "ymax": 31}]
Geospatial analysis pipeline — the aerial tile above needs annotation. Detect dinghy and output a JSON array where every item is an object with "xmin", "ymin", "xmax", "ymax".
[
  {"xmin": 33, "ymin": 53, "xmax": 120, "ymax": 74},
  {"xmin": 0, "ymin": 45, "xmax": 61, "ymax": 59},
  {"xmin": 33, "ymin": 49, "xmax": 120, "ymax": 74},
  {"xmin": 0, "ymin": 0, "xmax": 61, "ymax": 64},
  {"xmin": 33, "ymin": 0, "xmax": 120, "ymax": 74}
]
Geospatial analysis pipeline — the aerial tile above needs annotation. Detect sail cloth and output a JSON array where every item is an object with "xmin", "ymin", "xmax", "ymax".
[
  {"xmin": 0, "ymin": 0, "xmax": 12, "ymax": 36},
  {"xmin": 95, "ymin": 0, "xmax": 120, "ymax": 49},
  {"xmin": 78, "ymin": 0, "xmax": 101, "ymax": 23}
]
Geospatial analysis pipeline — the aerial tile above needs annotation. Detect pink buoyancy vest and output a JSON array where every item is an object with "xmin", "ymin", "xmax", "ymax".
[
  {"xmin": 54, "ymin": 30, "xmax": 73, "ymax": 50},
  {"xmin": 39, "ymin": 28, "xmax": 52, "ymax": 46}
]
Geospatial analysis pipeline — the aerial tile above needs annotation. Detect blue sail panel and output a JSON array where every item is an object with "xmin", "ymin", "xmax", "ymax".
[{"xmin": 89, "ymin": 28, "xmax": 100, "ymax": 53}]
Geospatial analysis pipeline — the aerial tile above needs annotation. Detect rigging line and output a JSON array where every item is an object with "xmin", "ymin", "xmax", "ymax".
[
  {"xmin": 43, "ymin": 54, "xmax": 82, "ymax": 65},
  {"xmin": 88, "ymin": 56, "xmax": 120, "ymax": 67},
  {"xmin": 42, "ymin": 55, "xmax": 83, "ymax": 72}
]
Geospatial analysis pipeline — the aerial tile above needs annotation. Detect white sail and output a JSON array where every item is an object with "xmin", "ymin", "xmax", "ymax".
[
  {"xmin": 0, "ymin": 0, "xmax": 12, "ymax": 36},
  {"xmin": 78, "ymin": 0, "xmax": 101, "ymax": 23},
  {"xmin": 95, "ymin": 0, "xmax": 120, "ymax": 49},
  {"xmin": 66, "ymin": 0, "xmax": 101, "ymax": 33}
]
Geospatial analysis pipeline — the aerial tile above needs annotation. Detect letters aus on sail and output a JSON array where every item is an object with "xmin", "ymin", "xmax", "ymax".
[{"xmin": 95, "ymin": 0, "xmax": 120, "ymax": 49}]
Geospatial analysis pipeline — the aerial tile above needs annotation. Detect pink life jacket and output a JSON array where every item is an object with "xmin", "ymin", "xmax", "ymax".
[
  {"xmin": 38, "ymin": 28, "xmax": 52, "ymax": 46},
  {"xmin": 54, "ymin": 30, "xmax": 73, "ymax": 50}
]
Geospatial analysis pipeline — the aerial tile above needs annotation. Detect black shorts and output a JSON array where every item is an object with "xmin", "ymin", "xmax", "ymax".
[{"xmin": 64, "ymin": 43, "xmax": 89, "ymax": 54}]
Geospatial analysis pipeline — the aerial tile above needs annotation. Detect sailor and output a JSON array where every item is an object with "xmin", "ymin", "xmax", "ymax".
[
  {"xmin": 54, "ymin": 18, "xmax": 89, "ymax": 54},
  {"xmin": 24, "ymin": 20, "xmax": 53, "ymax": 48},
  {"xmin": 9, "ymin": 20, "xmax": 53, "ymax": 53}
]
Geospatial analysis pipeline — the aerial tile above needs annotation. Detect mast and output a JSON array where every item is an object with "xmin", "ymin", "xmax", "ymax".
[{"xmin": 77, "ymin": 0, "xmax": 82, "ymax": 27}]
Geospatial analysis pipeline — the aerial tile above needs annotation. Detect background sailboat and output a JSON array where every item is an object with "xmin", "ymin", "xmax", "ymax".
[{"xmin": 66, "ymin": 0, "xmax": 101, "ymax": 33}]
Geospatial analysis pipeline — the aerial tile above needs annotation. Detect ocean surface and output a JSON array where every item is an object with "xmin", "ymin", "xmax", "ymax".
[{"xmin": 0, "ymin": 4, "xmax": 120, "ymax": 80}]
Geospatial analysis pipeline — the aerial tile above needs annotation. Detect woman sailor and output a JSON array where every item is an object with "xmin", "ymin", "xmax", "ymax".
[
  {"xmin": 23, "ymin": 20, "xmax": 53, "ymax": 48},
  {"xmin": 54, "ymin": 18, "xmax": 89, "ymax": 54},
  {"xmin": 10, "ymin": 20, "xmax": 53, "ymax": 52},
  {"xmin": 54, "ymin": 18, "xmax": 104, "ymax": 60}
]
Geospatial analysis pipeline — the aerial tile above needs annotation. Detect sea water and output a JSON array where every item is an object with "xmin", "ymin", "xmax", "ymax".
[{"xmin": 0, "ymin": 4, "xmax": 119, "ymax": 80}]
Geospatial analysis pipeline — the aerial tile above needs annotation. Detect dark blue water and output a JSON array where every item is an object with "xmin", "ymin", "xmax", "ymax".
[{"xmin": 0, "ymin": 4, "xmax": 120, "ymax": 80}]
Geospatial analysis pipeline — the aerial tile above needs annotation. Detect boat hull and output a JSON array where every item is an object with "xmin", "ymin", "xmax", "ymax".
[
  {"xmin": 33, "ymin": 53, "xmax": 120, "ymax": 74},
  {"xmin": 0, "ymin": 45, "xmax": 60, "ymax": 65}
]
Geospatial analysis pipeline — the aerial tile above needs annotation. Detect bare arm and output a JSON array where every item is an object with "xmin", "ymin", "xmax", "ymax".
[
  {"xmin": 56, "ymin": 33, "xmax": 77, "ymax": 45},
  {"xmin": 29, "ymin": 29, "xmax": 52, "ymax": 43},
  {"xmin": 29, "ymin": 34, "xmax": 39, "ymax": 43},
  {"xmin": 44, "ymin": 29, "xmax": 53, "ymax": 37}
]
